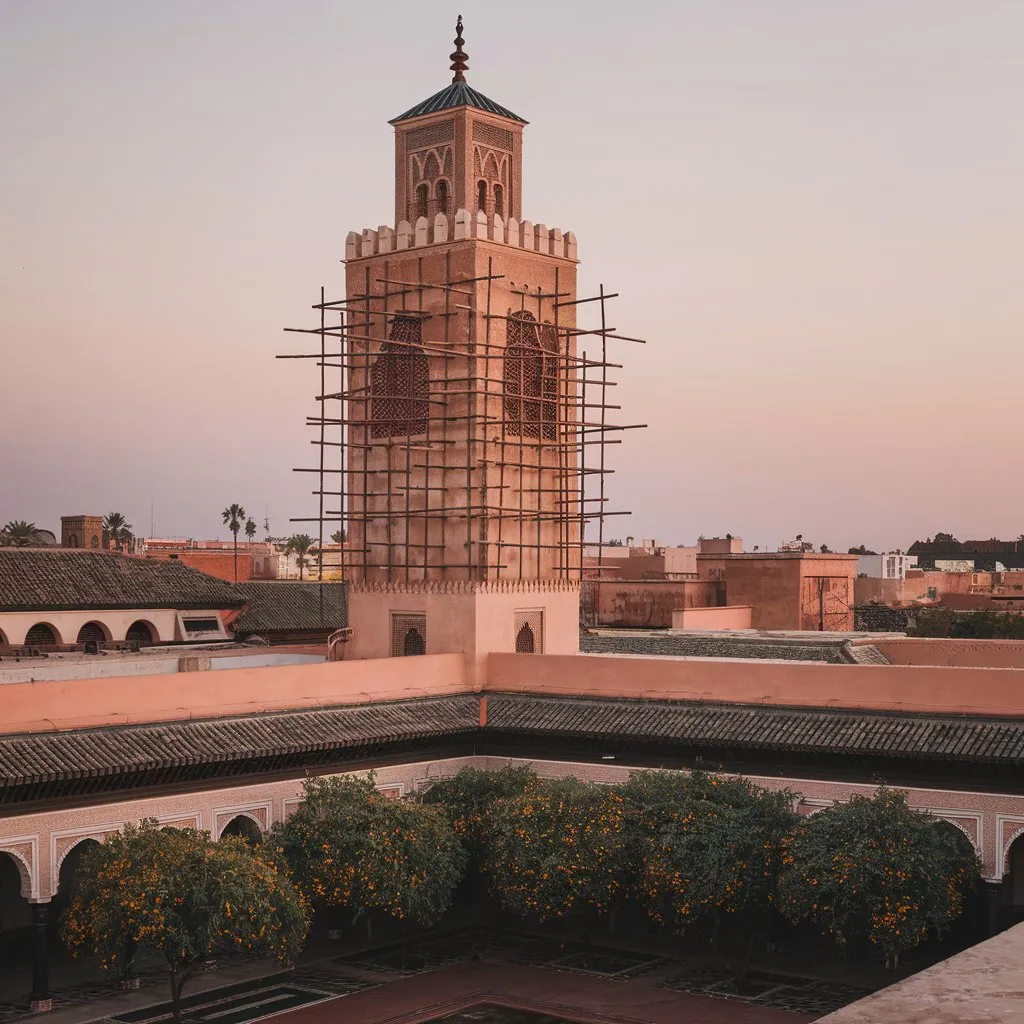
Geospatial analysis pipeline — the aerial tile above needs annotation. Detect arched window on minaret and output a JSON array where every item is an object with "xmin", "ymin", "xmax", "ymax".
[
  {"xmin": 493, "ymin": 183, "xmax": 504, "ymax": 219},
  {"xmin": 503, "ymin": 311, "xmax": 558, "ymax": 440},
  {"xmin": 416, "ymin": 183, "xmax": 429, "ymax": 221},
  {"xmin": 477, "ymin": 179, "xmax": 487, "ymax": 214},
  {"xmin": 371, "ymin": 315, "xmax": 430, "ymax": 438},
  {"xmin": 435, "ymin": 179, "xmax": 450, "ymax": 217}
]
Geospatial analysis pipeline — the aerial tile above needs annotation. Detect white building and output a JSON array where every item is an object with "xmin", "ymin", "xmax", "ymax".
[{"xmin": 857, "ymin": 552, "xmax": 918, "ymax": 579}]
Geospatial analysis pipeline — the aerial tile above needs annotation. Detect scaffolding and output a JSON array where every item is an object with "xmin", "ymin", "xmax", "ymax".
[{"xmin": 278, "ymin": 259, "xmax": 644, "ymax": 586}]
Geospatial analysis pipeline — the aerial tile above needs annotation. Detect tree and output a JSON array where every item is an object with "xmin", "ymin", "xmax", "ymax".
[
  {"xmin": 61, "ymin": 822, "xmax": 308, "ymax": 1023},
  {"xmin": 2, "ymin": 520, "xmax": 38, "ymax": 547},
  {"xmin": 103, "ymin": 512, "xmax": 132, "ymax": 552},
  {"xmin": 820, "ymin": 544, "xmax": 831, "ymax": 553},
  {"xmin": 221, "ymin": 504, "xmax": 246, "ymax": 581},
  {"xmin": 244, "ymin": 518, "xmax": 257, "ymax": 544},
  {"xmin": 284, "ymin": 534, "xmax": 314, "ymax": 580},
  {"xmin": 484, "ymin": 777, "xmax": 628, "ymax": 923},
  {"xmin": 269, "ymin": 775, "xmax": 465, "ymax": 931},
  {"xmin": 848, "ymin": 545, "xmax": 877, "ymax": 555},
  {"xmin": 623, "ymin": 770, "xmax": 796, "ymax": 977},
  {"xmin": 932, "ymin": 533, "xmax": 958, "ymax": 545},
  {"xmin": 330, "ymin": 529, "xmax": 346, "ymax": 545},
  {"xmin": 777, "ymin": 789, "xmax": 980, "ymax": 967},
  {"xmin": 420, "ymin": 764, "xmax": 538, "ymax": 858}
]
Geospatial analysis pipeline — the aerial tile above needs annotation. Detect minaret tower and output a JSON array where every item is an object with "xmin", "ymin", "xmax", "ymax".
[{"xmin": 342, "ymin": 17, "xmax": 583, "ymax": 661}]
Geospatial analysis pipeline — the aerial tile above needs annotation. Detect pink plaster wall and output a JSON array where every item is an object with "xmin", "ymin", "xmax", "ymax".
[
  {"xmin": 0, "ymin": 654, "xmax": 469, "ymax": 734},
  {"xmin": 488, "ymin": 652, "xmax": 1024, "ymax": 717},
  {"xmin": 876, "ymin": 638, "xmax": 1024, "ymax": 669},
  {"xmin": 671, "ymin": 605, "xmax": 752, "ymax": 630}
]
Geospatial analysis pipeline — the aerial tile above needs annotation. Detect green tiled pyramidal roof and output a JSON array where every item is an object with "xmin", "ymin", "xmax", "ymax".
[{"xmin": 391, "ymin": 81, "xmax": 526, "ymax": 125}]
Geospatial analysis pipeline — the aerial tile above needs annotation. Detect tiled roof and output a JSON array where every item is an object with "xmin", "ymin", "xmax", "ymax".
[
  {"xmin": 0, "ymin": 549, "xmax": 245, "ymax": 612},
  {"xmin": 4, "ymin": 693, "xmax": 1022, "ymax": 808},
  {"xmin": 579, "ymin": 631, "xmax": 869, "ymax": 664},
  {"xmin": 485, "ymin": 694, "xmax": 1024, "ymax": 764},
  {"xmin": 391, "ymin": 81, "xmax": 526, "ymax": 125},
  {"xmin": 232, "ymin": 582, "xmax": 348, "ymax": 635},
  {"xmin": 0, "ymin": 696, "xmax": 479, "ymax": 800}
]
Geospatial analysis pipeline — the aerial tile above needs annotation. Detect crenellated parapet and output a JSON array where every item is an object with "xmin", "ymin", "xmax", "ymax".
[{"xmin": 345, "ymin": 210, "xmax": 578, "ymax": 262}]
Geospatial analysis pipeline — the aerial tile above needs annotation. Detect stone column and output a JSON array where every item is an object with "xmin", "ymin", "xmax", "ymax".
[
  {"xmin": 29, "ymin": 901, "xmax": 52, "ymax": 1012},
  {"xmin": 983, "ymin": 880, "xmax": 1003, "ymax": 937}
]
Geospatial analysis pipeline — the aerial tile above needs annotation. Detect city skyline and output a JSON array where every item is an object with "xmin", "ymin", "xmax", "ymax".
[{"xmin": 2, "ymin": 1, "xmax": 1022, "ymax": 552}]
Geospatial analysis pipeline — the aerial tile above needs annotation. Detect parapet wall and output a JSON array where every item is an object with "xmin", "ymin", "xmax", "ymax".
[
  {"xmin": 345, "ymin": 210, "xmax": 578, "ymax": 262},
  {"xmin": 347, "ymin": 579, "xmax": 579, "ymax": 595}
]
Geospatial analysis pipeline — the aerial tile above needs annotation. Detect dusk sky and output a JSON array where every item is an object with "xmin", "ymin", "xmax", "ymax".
[{"xmin": 2, "ymin": 1, "xmax": 1022, "ymax": 552}]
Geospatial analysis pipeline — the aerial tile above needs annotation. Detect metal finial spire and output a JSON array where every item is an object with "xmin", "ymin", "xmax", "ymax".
[{"xmin": 450, "ymin": 14, "xmax": 468, "ymax": 83}]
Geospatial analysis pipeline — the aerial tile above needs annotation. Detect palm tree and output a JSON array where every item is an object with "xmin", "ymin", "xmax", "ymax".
[
  {"xmin": 103, "ymin": 512, "xmax": 132, "ymax": 552},
  {"xmin": 284, "ymin": 534, "xmax": 314, "ymax": 580},
  {"xmin": 245, "ymin": 519, "xmax": 257, "ymax": 544},
  {"xmin": 330, "ymin": 529, "xmax": 346, "ymax": 544},
  {"xmin": 3, "ymin": 521, "xmax": 39, "ymax": 547},
  {"xmin": 221, "ymin": 504, "xmax": 246, "ymax": 581}
]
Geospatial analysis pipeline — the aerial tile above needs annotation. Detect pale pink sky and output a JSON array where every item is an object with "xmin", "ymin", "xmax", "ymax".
[{"xmin": 2, "ymin": 1, "xmax": 1022, "ymax": 552}]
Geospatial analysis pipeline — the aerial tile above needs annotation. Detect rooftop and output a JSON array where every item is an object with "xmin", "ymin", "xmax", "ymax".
[
  {"xmin": 581, "ymin": 629, "xmax": 896, "ymax": 665},
  {"xmin": 390, "ymin": 16, "xmax": 525, "ymax": 125},
  {"xmin": 391, "ymin": 80, "xmax": 526, "ymax": 125},
  {"xmin": 232, "ymin": 581, "xmax": 348, "ymax": 636},
  {"xmin": 0, "ymin": 548, "xmax": 245, "ymax": 613}
]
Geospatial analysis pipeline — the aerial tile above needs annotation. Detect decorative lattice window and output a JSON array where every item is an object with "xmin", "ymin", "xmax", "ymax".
[
  {"xmin": 472, "ymin": 121, "xmax": 514, "ymax": 151},
  {"xmin": 406, "ymin": 120, "xmax": 455, "ymax": 151},
  {"xmin": 514, "ymin": 610, "xmax": 544, "ymax": 654},
  {"xmin": 371, "ymin": 316, "xmax": 430, "ymax": 438},
  {"xmin": 391, "ymin": 613, "xmax": 427, "ymax": 657},
  {"xmin": 503, "ymin": 310, "xmax": 558, "ymax": 440}
]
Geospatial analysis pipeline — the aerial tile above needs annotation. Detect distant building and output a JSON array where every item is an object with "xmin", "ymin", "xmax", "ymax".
[
  {"xmin": 936, "ymin": 558, "xmax": 975, "ymax": 573},
  {"xmin": 857, "ymin": 552, "xmax": 917, "ymax": 579},
  {"xmin": 0, "ymin": 549, "xmax": 244, "ymax": 649},
  {"xmin": 140, "ymin": 538, "xmax": 280, "ymax": 583},
  {"xmin": 60, "ymin": 515, "xmax": 103, "ymax": 550}
]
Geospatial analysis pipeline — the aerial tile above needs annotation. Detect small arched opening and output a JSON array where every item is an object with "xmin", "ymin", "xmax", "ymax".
[
  {"xmin": 0, "ymin": 628, "xmax": 7, "ymax": 647},
  {"xmin": 67, "ymin": 534, "xmax": 78, "ymax": 547},
  {"xmin": 435, "ymin": 179, "xmax": 450, "ymax": 217},
  {"xmin": 76, "ymin": 621, "xmax": 110, "ymax": 647},
  {"xmin": 403, "ymin": 628, "xmax": 426, "ymax": 657},
  {"xmin": 53, "ymin": 838, "xmax": 102, "ymax": 922},
  {"xmin": 493, "ymin": 183, "xmax": 504, "ymax": 219},
  {"xmin": 219, "ymin": 815, "xmax": 263, "ymax": 847},
  {"xmin": 477, "ymin": 179, "xmax": 487, "ymax": 213},
  {"xmin": 416, "ymin": 183, "xmax": 429, "ymax": 221},
  {"xmin": 1003, "ymin": 831, "xmax": 1024, "ymax": 925},
  {"xmin": 515, "ymin": 622, "xmax": 535, "ymax": 653},
  {"xmin": 0, "ymin": 852, "xmax": 32, "ymax": 961},
  {"xmin": 126, "ymin": 620, "xmax": 157, "ymax": 648},
  {"xmin": 24, "ymin": 623, "xmax": 60, "ymax": 647}
]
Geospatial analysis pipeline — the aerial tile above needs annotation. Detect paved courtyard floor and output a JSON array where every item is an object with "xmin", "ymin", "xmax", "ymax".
[{"xmin": 0, "ymin": 925, "xmax": 896, "ymax": 1024}]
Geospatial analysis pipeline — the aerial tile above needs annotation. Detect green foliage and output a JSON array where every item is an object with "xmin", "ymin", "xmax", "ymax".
[
  {"xmin": 269, "ymin": 775, "xmax": 466, "ymax": 927},
  {"xmin": 419, "ymin": 764, "xmax": 538, "ymax": 855},
  {"xmin": 1, "ymin": 520, "xmax": 38, "ymax": 546},
  {"xmin": 61, "ymin": 821, "xmax": 308, "ymax": 1021},
  {"xmin": 623, "ymin": 770, "xmax": 797, "ymax": 935},
  {"xmin": 484, "ymin": 777, "xmax": 627, "ymax": 922},
  {"xmin": 102, "ymin": 512, "xmax": 132, "ymax": 551},
  {"xmin": 244, "ymin": 518, "xmax": 257, "ymax": 542},
  {"xmin": 284, "ymin": 534, "xmax": 315, "ymax": 580},
  {"xmin": 909, "ymin": 608, "xmax": 1024, "ymax": 639},
  {"xmin": 776, "ymin": 789, "xmax": 980, "ymax": 965}
]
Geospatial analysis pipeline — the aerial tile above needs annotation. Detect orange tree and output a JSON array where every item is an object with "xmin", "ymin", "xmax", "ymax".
[
  {"xmin": 484, "ymin": 777, "xmax": 628, "ymax": 923},
  {"xmin": 623, "ymin": 770, "xmax": 796, "ymax": 970},
  {"xmin": 777, "ymin": 788, "xmax": 981, "ymax": 967},
  {"xmin": 419, "ymin": 764, "xmax": 538, "ymax": 857},
  {"xmin": 269, "ymin": 774, "xmax": 466, "ymax": 929},
  {"xmin": 61, "ymin": 821, "xmax": 308, "ymax": 1023}
]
